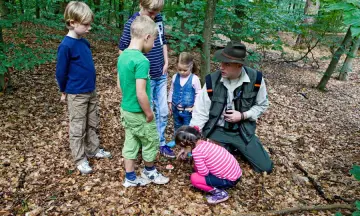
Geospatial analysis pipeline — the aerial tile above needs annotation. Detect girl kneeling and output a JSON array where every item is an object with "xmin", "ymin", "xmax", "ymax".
[{"xmin": 175, "ymin": 126, "xmax": 242, "ymax": 204}]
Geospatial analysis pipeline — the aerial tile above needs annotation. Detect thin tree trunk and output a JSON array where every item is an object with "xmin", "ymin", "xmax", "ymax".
[
  {"xmin": 19, "ymin": 0, "xmax": 24, "ymax": 14},
  {"xmin": 35, "ymin": 0, "xmax": 40, "ymax": 18},
  {"xmin": 200, "ymin": 0, "xmax": 216, "ymax": 83},
  {"xmin": 317, "ymin": 27, "xmax": 353, "ymax": 90},
  {"xmin": 118, "ymin": 0, "xmax": 124, "ymax": 29},
  {"xmin": 231, "ymin": 0, "xmax": 246, "ymax": 41},
  {"xmin": 295, "ymin": 0, "xmax": 320, "ymax": 46},
  {"xmin": 338, "ymin": 37, "xmax": 360, "ymax": 81},
  {"xmin": 107, "ymin": 0, "xmax": 111, "ymax": 24}
]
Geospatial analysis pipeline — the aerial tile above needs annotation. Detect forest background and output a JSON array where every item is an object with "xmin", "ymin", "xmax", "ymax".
[{"xmin": 0, "ymin": 0, "xmax": 359, "ymax": 215}]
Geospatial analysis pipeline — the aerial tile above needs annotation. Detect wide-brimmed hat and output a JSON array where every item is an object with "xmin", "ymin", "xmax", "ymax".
[{"xmin": 214, "ymin": 41, "xmax": 246, "ymax": 64}]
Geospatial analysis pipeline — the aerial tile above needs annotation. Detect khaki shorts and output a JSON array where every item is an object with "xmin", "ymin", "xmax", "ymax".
[{"xmin": 120, "ymin": 108, "xmax": 159, "ymax": 162}]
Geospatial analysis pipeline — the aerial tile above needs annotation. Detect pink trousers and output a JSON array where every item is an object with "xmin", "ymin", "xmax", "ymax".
[{"xmin": 190, "ymin": 172, "xmax": 213, "ymax": 192}]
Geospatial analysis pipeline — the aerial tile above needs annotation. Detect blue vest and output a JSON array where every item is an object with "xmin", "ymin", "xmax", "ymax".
[{"xmin": 172, "ymin": 74, "xmax": 195, "ymax": 107}]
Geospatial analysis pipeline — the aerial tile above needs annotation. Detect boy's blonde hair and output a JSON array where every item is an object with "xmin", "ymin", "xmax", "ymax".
[
  {"xmin": 130, "ymin": 15, "xmax": 158, "ymax": 39},
  {"xmin": 140, "ymin": 0, "xmax": 164, "ymax": 11},
  {"xmin": 178, "ymin": 52, "xmax": 198, "ymax": 74},
  {"xmin": 64, "ymin": 1, "xmax": 94, "ymax": 29}
]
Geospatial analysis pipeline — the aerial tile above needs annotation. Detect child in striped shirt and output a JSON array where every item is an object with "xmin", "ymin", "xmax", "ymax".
[{"xmin": 175, "ymin": 126, "xmax": 242, "ymax": 204}]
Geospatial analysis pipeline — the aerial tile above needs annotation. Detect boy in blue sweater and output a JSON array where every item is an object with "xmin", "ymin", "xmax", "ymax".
[{"xmin": 56, "ymin": 1, "xmax": 111, "ymax": 174}]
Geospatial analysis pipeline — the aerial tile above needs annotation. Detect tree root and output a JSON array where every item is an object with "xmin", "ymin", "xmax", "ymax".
[{"xmin": 237, "ymin": 203, "xmax": 355, "ymax": 216}]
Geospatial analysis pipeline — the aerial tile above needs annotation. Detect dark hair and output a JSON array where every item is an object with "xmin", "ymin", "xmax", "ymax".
[{"xmin": 174, "ymin": 126, "xmax": 203, "ymax": 148}]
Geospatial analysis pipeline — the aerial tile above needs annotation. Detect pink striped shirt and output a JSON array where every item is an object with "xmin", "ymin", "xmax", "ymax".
[{"xmin": 192, "ymin": 140, "xmax": 242, "ymax": 181}]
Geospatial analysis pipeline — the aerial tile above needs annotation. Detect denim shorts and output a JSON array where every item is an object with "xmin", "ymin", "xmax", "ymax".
[{"xmin": 205, "ymin": 174, "xmax": 241, "ymax": 190}]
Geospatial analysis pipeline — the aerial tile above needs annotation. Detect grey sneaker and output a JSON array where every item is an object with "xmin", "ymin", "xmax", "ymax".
[
  {"xmin": 141, "ymin": 168, "xmax": 169, "ymax": 185},
  {"xmin": 94, "ymin": 149, "xmax": 112, "ymax": 158},
  {"xmin": 123, "ymin": 176, "xmax": 150, "ymax": 188},
  {"xmin": 77, "ymin": 160, "xmax": 93, "ymax": 174}
]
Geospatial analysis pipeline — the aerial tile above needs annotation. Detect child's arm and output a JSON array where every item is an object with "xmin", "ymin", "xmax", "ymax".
[
  {"xmin": 167, "ymin": 75, "xmax": 175, "ymax": 115},
  {"xmin": 162, "ymin": 45, "xmax": 168, "ymax": 75},
  {"xmin": 193, "ymin": 75, "xmax": 202, "ymax": 104},
  {"xmin": 136, "ymin": 79, "xmax": 153, "ymax": 122},
  {"xmin": 192, "ymin": 150, "xmax": 209, "ymax": 176},
  {"xmin": 55, "ymin": 45, "xmax": 70, "ymax": 101}
]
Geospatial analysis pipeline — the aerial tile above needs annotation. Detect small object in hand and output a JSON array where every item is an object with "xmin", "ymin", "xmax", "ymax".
[
  {"xmin": 166, "ymin": 164, "xmax": 174, "ymax": 170},
  {"xmin": 225, "ymin": 109, "xmax": 232, "ymax": 114}
]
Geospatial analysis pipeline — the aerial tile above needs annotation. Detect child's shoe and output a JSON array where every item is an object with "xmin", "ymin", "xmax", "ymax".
[
  {"xmin": 123, "ymin": 177, "xmax": 150, "ymax": 188},
  {"xmin": 77, "ymin": 160, "xmax": 93, "ymax": 174},
  {"xmin": 94, "ymin": 149, "xmax": 112, "ymax": 158},
  {"xmin": 166, "ymin": 140, "xmax": 176, "ymax": 148},
  {"xmin": 141, "ymin": 168, "xmax": 169, "ymax": 184},
  {"xmin": 160, "ymin": 146, "xmax": 175, "ymax": 158},
  {"xmin": 206, "ymin": 188, "xmax": 229, "ymax": 204}
]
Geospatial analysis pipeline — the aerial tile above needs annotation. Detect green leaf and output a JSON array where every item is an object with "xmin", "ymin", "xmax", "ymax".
[
  {"xmin": 335, "ymin": 212, "xmax": 343, "ymax": 216},
  {"xmin": 350, "ymin": 165, "xmax": 360, "ymax": 180},
  {"xmin": 352, "ymin": 211, "xmax": 360, "ymax": 216},
  {"xmin": 356, "ymin": 201, "xmax": 360, "ymax": 210},
  {"xmin": 327, "ymin": 2, "xmax": 356, "ymax": 12}
]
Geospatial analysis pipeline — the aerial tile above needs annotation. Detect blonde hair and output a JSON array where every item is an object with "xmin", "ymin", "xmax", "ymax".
[
  {"xmin": 64, "ymin": 1, "xmax": 94, "ymax": 29},
  {"xmin": 140, "ymin": 0, "xmax": 164, "ymax": 11},
  {"xmin": 131, "ymin": 15, "xmax": 158, "ymax": 39},
  {"xmin": 178, "ymin": 52, "xmax": 198, "ymax": 74}
]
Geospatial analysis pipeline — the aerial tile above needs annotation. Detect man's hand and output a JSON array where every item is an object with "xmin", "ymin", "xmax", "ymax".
[
  {"xmin": 168, "ymin": 102, "xmax": 172, "ymax": 116},
  {"xmin": 223, "ymin": 110, "xmax": 243, "ymax": 123},
  {"xmin": 145, "ymin": 112, "xmax": 154, "ymax": 123},
  {"xmin": 162, "ymin": 62, "xmax": 168, "ymax": 75},
  {"xmin": 60, "ymin": 93, "xmax": 67, "ymax": 103}
]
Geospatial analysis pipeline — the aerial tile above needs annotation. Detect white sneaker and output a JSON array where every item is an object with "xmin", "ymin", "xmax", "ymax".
[
  {"xmin": 94, "ymin": 149, "xmax": 112, "ymax": 158},
  {"xmin": 141, "ymin": 168, "xmax": 169, "ymax": 185},
  {"xmin": 77, "ymin": 160, "xmax": 93, "ymax": 174},
  {"xmin": 123, "ymin": 177, "xmax": 150, "ymax": 188}
]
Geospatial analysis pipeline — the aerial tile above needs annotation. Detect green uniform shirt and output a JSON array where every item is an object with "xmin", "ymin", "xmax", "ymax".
[{"xmin": 118, "ymin": 49, "xmax": 151, "ymax": 112}]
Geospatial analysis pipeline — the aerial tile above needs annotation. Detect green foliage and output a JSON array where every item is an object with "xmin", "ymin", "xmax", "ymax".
[
  {"xmin": 350, "ymin": 165, "xmax": 360, "ymax": 181},
  {"xmin": 166, "ymin": 0, "xmax": 205, "ymax": 54},
  {"xmin": 0, "ymin": 43, "xmax": 56, "ymax": 74},
  {"xmin": 335, "ymin": 165, "xmax": 360, "ymax": 216},
  {"xmin": 326, "ymin": 0, "xmax": 360, "ymax": 37}
]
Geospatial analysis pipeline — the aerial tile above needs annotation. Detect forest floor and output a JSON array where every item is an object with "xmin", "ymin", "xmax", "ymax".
[{"xmin": 0, "ymin": 25, "xmax": 360, "ymax": 216}]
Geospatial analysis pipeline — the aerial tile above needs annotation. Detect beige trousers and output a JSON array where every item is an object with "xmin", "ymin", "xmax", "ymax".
[{"xmin": 67, "ymin": 91, "xmax": 100, "ymax": 165}]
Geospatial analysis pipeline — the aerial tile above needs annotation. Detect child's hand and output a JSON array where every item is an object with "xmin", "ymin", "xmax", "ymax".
[
  {"xmin": 60, "ymin": 93, "xmax": 67, "ymax": 103},
  {"xmin": 168, "ymin": 103, "xmax": 172, "ymax": 116},
  {"xmin": 145, "ymin": 112, "xmax": 154, "ymax": 123}
]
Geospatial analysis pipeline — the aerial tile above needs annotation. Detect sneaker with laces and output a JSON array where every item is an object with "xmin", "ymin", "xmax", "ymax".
[
  {"xmin": 77, "ymin": 160, "xmax": 93, "ymax": 174},
  {"xmin": 94, "ymin": 149, "xmax": 112, "ymax": 158},
  {"xmin": 159, "ymin": 146, "xmax": 175, "ymax": 158},
  {"xmin": 206, "ymin": 188, "xmax": 229, "ymax": 204},
  {"xmin": 141, "ymin": 168, "xmax": 169, "ymax": 185},
  {"xmin": 123, "ymin": 176, "xmax": 150, "ymax": 188}
]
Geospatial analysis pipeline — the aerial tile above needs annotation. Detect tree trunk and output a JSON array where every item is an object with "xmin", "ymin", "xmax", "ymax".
[
  {"xmin": 317, "ymin": 27, "xmax": 353, "ymax": 90},
  {"xmin": 93, "ymin": 0, "xmax": 100, "ymax": 13},
  {"xmin": 338, "ymin": 37, "xmax": 360, "ymax": 81},
  {"xmin": 200, "ymin": 0, "xmax": 216, "ymax": 83},
  {"xmin": 35, "ymin": 0, "xmax": 40, "ymax": 18},
  {"xmin": 295, "ymin": 0, "xmax": 320, "ymax": 46},
  {"xmin": 118, "ymin": 0, "xmax": 124, "ymax": 29},
  {"xmin": 19, "ymin": 0, "xmax": 24, "ymax": 14},
  {"xmin": 180, "ymin": 0, "xmax": 192, "ymax": 49},
  {"xmin": 107, "ymin": 0, "xmax": 111, "ymax": 24},
  {"xmin": 231, "ymin": 0, "xmax": 246, "ymax": 41},
  {"xmin": 0, "ymin": 0, "xmax": 8, "ymax": 43}
]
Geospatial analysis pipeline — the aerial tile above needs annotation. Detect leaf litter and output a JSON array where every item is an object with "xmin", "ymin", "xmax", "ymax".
[{"xmin": 0, "ymin": 26, "xmax": 359, "ymax": 215}]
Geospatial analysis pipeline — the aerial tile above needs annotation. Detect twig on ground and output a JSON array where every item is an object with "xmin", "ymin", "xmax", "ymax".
[
  {"xmin": 293, "ymin": 162, "xmax": 332, "ymax": 202},
  {"xmin": 236, "ymin": 203, "xmax": 355, "ymax": 216}
]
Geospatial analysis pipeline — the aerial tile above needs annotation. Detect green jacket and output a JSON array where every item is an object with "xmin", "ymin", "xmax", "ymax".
[{"xmin": 202, "ymin": 67, "xmax": 261, "ymax": 143}]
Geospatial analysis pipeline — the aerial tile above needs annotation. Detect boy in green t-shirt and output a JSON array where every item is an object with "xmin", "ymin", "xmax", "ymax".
[{"xmin": 117, "ymin": 15, "xmax": 169, "ymax": 187}]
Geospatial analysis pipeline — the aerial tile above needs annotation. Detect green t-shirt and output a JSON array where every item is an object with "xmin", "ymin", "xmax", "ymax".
[{"xmin": 118, "ymin": 49, "xmax": 151, "ymax": 112}]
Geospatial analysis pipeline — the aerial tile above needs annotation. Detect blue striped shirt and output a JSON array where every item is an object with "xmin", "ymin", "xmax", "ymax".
[{"xmin": 118, "ymin": 12, "xmax": 167, "ymax": 78}]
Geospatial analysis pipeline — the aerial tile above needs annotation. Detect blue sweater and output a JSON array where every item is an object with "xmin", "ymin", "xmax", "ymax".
[
  {"xmin": 56, "ymin": 36, "xmax": 96, "ymax": 94},
  {"xmin": 118, "ymin": 12, "xmax": 167, "ymax": 78}
]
